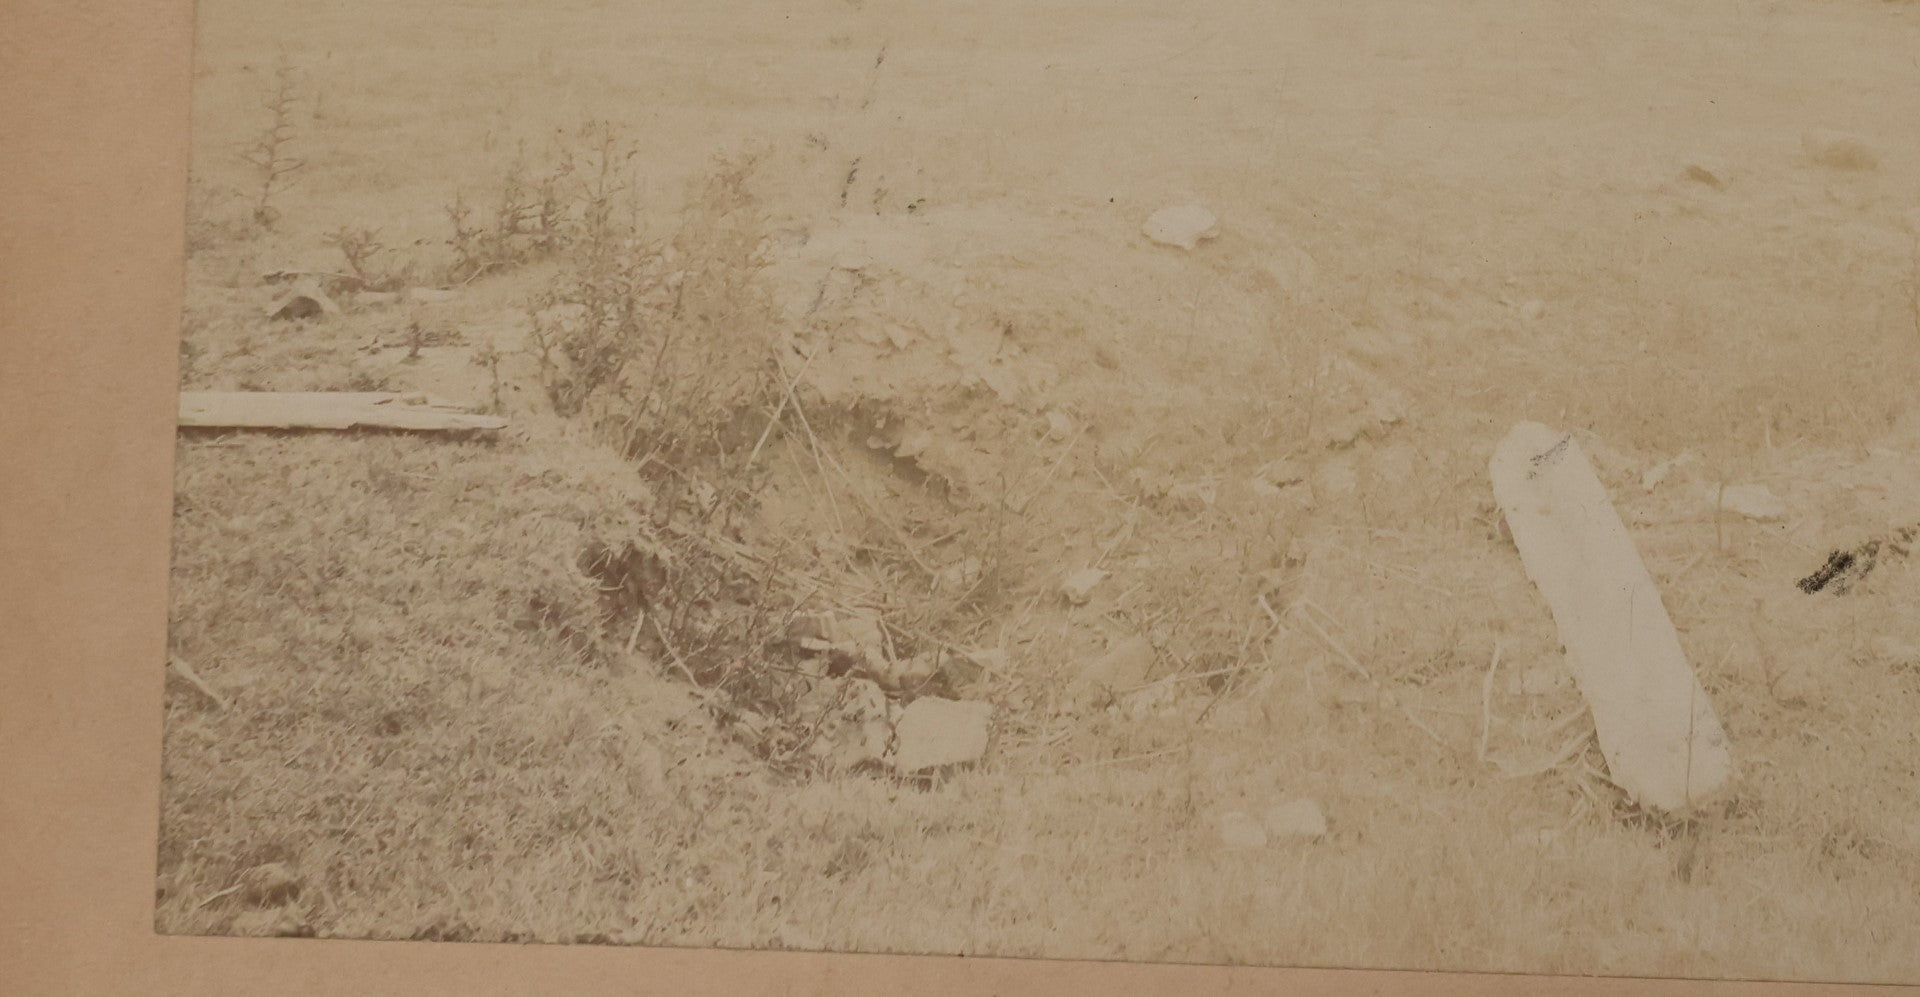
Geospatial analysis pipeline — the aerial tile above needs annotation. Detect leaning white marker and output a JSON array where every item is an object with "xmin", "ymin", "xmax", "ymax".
[{"xmin": 1490, "ymin": 422, "xmax": 1732, "ymax": 813}]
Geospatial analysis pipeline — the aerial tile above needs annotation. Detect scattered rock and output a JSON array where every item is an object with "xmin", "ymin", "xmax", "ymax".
[
  {"xmin": 934, "ymin": 557, "xmax": 985, "ymax": 595},
  {"xmin": 823, "ymin": 678, "xmax": 895, "ymax": 772},
  {"xmin": 1164, "ymin": 478, "xmax": 1219, "ymax": 512},
  {"xmin": 1119, "ymin": 675, "xmax": 1178, "ymax": 720},
  {"xmin": 230, "ymin": 907, "xmax": 310, "ymax": 938},
  {"xmin": 1641, "ymin": 452, "xmax": 1697, "ymax": 492},
  {"xmin": 1218, "ymin": 811, "xmax": 1269, "ymax": 849},
  {"xmin": 1061, "ymin": 567, "xmax": 1109, "ymax": 606},
  {"xmin": 1142, "ymin": 203, "xmax": 1219, "ymax": 250},
  {"xmin": 1871, "ymin": 636, "xmax": 1919, "ymax": 668},
  {"xmin": 1251, "ymin": 458, "xmax": 1308, "ymax": 497},
  {"xmin": 793, "ymin": 608, "xmax": 892, "ymax": 679},
  {"xmin": 1802, "ymin": 130, "xmax": 1879, "ymax": 172},
  {"xmin": 889, "ymin": 696, "xmax": 993, "ymax": 774},
  {"xmin": 238, "ymin": 862, "xmax": 304, "ymax": 906},
  {"xmin": 939, "ymin": 647, "xmax": 1004, "ymax": 688},
  {"xmin": 1262, "ymin": 240, "xmax": 1318, "ymax": 296},
  {"xmin": 628, "ymin": 743, "xmax": 668, "ymax": 799},
  {"xmin": 1261, "ymin": 799, "xmax": 1329, "ymax": 840},
  {"xmin": 266, "ymin": 282, "xmax": 340, "ymax": 321},
  {"xmin": 1075, "ymin": 634, "xmax": 1156, "ymax": 702},
  {"xmin": 1044, "ymin": 409, "xmax": 1076, "ymax": 441},
  {"xmin": 1682, "ymin": 164, "xmax": 1726, "ymax": 189},
  {"xmin": 1310, "ymin": 355, "xmax": 1408, "ymax": 449},
  {"xmin": 406, "ymin": 287, "xmax": 461, "ymax": 303},
  {"xmin": 1314, "ymin": 456, "xmax": 1358, "ymax": 497},
  {"xmin": 1516, "ymin": 664, "xmax": 1570, "ymax": 696},
  {"xmin": 1771, "ymin": 663, "xmax": 1819, "ymax": 706},
  {"xmin": 1711, "ymin": 483, "xmax": 1787, "ymax": 522}
]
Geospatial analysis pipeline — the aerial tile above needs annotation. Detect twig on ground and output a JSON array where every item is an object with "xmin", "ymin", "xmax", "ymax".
[
  {"xmin": 1478, "ymin": 640, "xmax": 1502, "ymax": 763},
  {"xmin": 1291, "ymin": 599, "xmax": 1375, "ymax": 684},
  {"xmin": 194, "ymin": 883, "xmax": 245, "ymax": 910},
  {"xmin": 624, "ymin": 611, "xmax": 647, "ymax": 656},
  {"xmin": 168, "ymin": 655, "xmax": 231, "ymax": 711}
]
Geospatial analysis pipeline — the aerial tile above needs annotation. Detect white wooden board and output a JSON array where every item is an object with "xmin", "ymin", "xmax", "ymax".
[
  {"xmin": 1490, "ymin": 422, "xmax": 1732, "ymax": 812},
  {"xmin": 178, "ymin": 392, "xmax": 507, "ymax": 433}
]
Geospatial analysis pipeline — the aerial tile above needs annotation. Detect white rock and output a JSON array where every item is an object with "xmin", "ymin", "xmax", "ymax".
[
  {"xmin": 1263, "ymin": 241, "xmax": 1318, "ymax": 295},
  {"xmin": 1261, "ymin": 799, "xmax": 1328, "ymax": 840},
  {"xmin": 1711, "ymin": 483, "xmax": 1787, "ymax": 522},
  {"xmin": 1218, "ymin": 811, "xmax": 1269, "ymax": 849},
  {"xmin": 1143, "ymin": 204, "xmax": 1219, "ymax": 250},
  {"xmin": 1641, "ymin": 452, "xmax": 1696, "ymax": 492},
  {"xmin": 1872, "ymin": 636, "xmax": 1919, "ymax": 666},
  {"xmin": 1517, "ymin": 664, "xmax": 1569, "ymax": 696},
  {"xmin": 1061, "ymin": 567, "xmax": 1109, "ymax": 605},
  {"xmin": 890, "ymin": 697, "xmax": 992, "ymax": 774},
  {"xmin": 1081, "ymin": 634, "xmax": 1155, "ymax": 691}
]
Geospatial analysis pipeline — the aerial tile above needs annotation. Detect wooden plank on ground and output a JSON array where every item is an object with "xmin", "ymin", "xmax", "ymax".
[
  {"xmin": 1490, "ymin": 421, "xmax": 1732, "ymax": 813},
  {"xmin": 178, "ymin": 391, "xmax": 508, "ymax": 433}
]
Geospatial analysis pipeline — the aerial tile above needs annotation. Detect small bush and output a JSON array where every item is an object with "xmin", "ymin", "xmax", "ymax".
[
  {"xmin": 322, "ymin": 225, "xmax": 413, "ymax": 293},
  {"xmin": 240, "ymin": 56, "xmax": 306, "ymax": 230},
  {"xmin": 444, "ymin": 138, "xmax": 577, "ymax": 283}
]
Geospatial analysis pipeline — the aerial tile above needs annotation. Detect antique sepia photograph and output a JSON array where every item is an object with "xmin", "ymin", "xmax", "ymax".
[{"xmin": 154, "ymin": 0, "xmax": 1920, "ymax": 983}]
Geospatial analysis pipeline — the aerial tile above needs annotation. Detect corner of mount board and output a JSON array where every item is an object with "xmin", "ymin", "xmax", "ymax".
[{"xmin": 1489, "ymin": 421, "xmax": 1733, "ymax": 814}]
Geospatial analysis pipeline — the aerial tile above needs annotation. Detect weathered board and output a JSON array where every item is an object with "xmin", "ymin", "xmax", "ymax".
[
  {"xmin": 178, "ymin": 392, "xmax": 507, "ymax": 433},
  {"xmin": 1490, "ymin": 422, "xmax": 1732, "ymax": 812}
]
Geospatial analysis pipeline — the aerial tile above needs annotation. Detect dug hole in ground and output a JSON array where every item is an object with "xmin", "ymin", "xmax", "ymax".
[{"xmin": 159, "ymin": 0, "xmax": 1920, "ymax": 981}]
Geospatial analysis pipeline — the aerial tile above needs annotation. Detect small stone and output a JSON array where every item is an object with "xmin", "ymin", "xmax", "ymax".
[
  {"xmin": 890, "ymin": 696, "xmax": 993, "ymax": 774},
  {"xmin": 1165, "ymin": 478, "xmax": 1218, "ymax": 512},
  {"xmin": 1079, "ymin": 634, "xmax": 1156, "ymax": 694},
  {"xmin": 1802, "ymin": 130, "xmax": 1879, "ymax": 172},
  {"xmin": 629, "ymin": 743, "xmax": 668, "ymax": 799},
  {"xmin": 935, "ymin": 557, "xmax": 985, "ymax": 594},
  {"xmin": 1044, "ymin": 410, "xmax": 1076, "ymax": 441},
  {"xmin": 1251, "ymin": 458, "xmax": 1308, "ymax": 497},
  {"xmin": 238, "ymin": 862, "xmax": 303, "ymax": 906},
  {"xmin": 1712, "ymin": 483, "xmax": 1787, "ymax": 522},
  {"xmin": 1315, "ymin": 456, "xmax": 1358, "ymax": 496},
  {"xmin": 1262, "ymin": 799, "xmax": 1329, "ymax": 840},
  {"xmin": 1218, "ymin": 811, "xmax": 1269, "ymax": 849},
  {"xmin": 1120, "ymin": 676, "xmax": 1178, "ymax": 720},
  {"xmin": 1517, "ymin": 664, "xmax": 1569, "ymax": 696},
  {"xmin": 1641, "ymin": 452, "xmax": 1695, "ymax": 492},
  {"xmin": 1143, "ymin": 203, "xmax": 1219, "ymax": 250},
  {"xmin": 1771, "ymin": 663, "xmax": 1818, "ymax": 706},
  {"xmin": 230, "ymin": 907, "xmax": 308, "ymax": 938},
  {"xmin": 1871, "ymin": 636, "xmax": 1919, "ymax": 667},
  {"xmin": 1263, "ymin": 241, "xmax": 1318, "ymax": 296},
  {"xmin": 1519, "ymin": 300, "xmax": 1547, "ymax": 324},
  {"xmin": 1061, "ymin": 567, "xmax": 1109, "ymax": 606},
  {"xmin": 266, "ymin": 282, "xmax": 340, "ymax": 321}
]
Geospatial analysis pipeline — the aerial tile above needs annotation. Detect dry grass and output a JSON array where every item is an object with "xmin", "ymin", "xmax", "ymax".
[{"xmin": 159, "ymin": 0, "xmax": 1920, "ymax": 982}]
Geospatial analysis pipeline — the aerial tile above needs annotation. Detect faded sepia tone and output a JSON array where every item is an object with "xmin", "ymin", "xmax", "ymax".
[{"xmin": 150, "ymin": 0, "xmax": 1920, "ymax": 984}]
